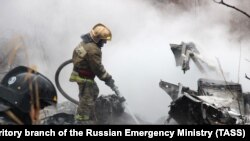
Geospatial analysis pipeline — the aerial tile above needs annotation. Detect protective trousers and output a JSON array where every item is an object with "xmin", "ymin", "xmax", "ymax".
[{"xmin": 75, "ymin": 81, "xmax": 99, "ymax": 121}]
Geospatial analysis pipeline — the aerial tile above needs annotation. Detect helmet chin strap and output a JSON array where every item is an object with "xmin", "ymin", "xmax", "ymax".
[
  {"xmin": 5, "ymin": 110, "xmax": 24, "ymax": 125},
  {"xmin": 5, "ymin": 106, "xmax": 40, "ymax": 125},
  {"xmin": 30, "ymin": 105, "xmax": 41, "ymax": 125}
]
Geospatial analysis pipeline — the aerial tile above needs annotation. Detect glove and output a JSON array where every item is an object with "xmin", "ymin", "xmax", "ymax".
[
  {"xmin": 105, "ymin": 77, "xmax": 115, "ymax": 90},
  {"xmin": 113, "ymin": 86, "xmax": 126, "ymax": 102},
  {"xmin": 105, "ymin": 77, "xmax": 118, "ymax": 94},
  {"xmin": 105, "ymin": 78, "xmax": 122, "ymax": 97}
]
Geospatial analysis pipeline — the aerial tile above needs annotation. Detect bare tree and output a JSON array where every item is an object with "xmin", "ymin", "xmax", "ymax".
[{"xmin": 213, "ymin": 0, "xmax": 250, "ymax": 18}]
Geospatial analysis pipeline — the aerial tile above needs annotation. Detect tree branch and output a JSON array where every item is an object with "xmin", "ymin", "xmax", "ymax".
[
  {"xmin": 213, "ymin": 0, "xmax": 250, "ymax": 18},
  {"xmin": 246, "ymin": 73, "xmax": 250, "ymax": 80}
]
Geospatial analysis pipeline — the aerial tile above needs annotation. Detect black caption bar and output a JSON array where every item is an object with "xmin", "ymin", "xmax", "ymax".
[{"xmin": 0, "ymin": 125, "xmax": 249, "ymax": 139}]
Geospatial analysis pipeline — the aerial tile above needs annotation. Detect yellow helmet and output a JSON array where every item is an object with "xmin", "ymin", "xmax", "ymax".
[{"xmin": 90, "ymin": 23, "xmax": 112, "ymax": 43}]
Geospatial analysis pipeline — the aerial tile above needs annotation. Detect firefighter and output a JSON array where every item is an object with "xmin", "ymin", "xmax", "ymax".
[
  {"xmin": 70, "ymin": 23, "xmax": 120, "ymax": 123},
  {"xmin": 0, "ymin": 66, "xmax": 57, "ymax": 125}
]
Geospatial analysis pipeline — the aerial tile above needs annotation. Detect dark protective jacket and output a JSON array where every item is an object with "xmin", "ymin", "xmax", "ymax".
[{"xmin": 71, "ymin": 34, "xmax": 111, "ymax": 82}]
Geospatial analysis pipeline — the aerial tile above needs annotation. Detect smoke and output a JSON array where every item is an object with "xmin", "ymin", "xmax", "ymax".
[{"xmin": 0, "ymin": 0, "xmax": 249, "ymax": 123}]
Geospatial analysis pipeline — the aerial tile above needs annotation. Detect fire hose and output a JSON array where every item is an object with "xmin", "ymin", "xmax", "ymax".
[{"xmin": 55, "ymin": 59, "xmax": 79, "ymax": 105}]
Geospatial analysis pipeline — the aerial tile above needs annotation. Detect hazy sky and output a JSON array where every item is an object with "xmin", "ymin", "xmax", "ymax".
[{"xmin": 0, "ymin": 0, "xmax": 249, "ymax": 122}]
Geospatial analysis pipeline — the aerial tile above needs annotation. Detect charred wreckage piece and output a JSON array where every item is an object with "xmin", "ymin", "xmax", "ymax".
[
  {"xmin": 170, "ymin": 42, "xmax": 217, "ymax": 74},
  {"xmin": 159, "ymin": 78, "xmax": 250, "ymax": 125}
]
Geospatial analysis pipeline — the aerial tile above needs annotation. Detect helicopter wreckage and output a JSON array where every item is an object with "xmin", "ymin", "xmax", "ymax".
[
  {"xmin": 158, "ymin": 42, "xmax": 250, "ymax": 125},
  {"xmin": 160, "ymin": 78, "xmax": 250, "ymax": 125}
]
